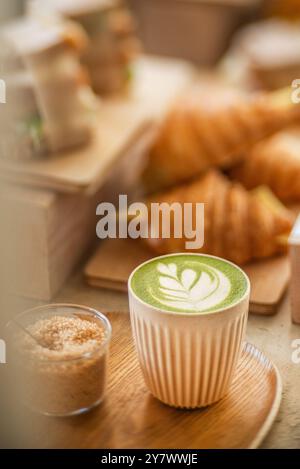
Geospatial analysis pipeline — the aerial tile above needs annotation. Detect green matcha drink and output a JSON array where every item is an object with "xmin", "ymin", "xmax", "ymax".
[
  {"xmin": 129, "ymin": 253, "xmax": 250, "ymax": 408},
  {"xmin": 130, "ymin": 254, "xmax": 248, "ymax": 314}
]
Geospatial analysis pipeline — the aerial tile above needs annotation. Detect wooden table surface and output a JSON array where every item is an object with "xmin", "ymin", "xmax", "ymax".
[{"xmin": 9, "ymin": 262, "xmax": 300, "ymax": 449}]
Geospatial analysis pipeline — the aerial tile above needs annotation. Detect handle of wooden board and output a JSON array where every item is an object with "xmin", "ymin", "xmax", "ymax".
[{"xmin": 289, "ymin": 215, "xmax": 300, "ymax": 324}]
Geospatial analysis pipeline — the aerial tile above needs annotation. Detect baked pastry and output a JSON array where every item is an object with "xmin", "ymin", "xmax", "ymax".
[
  {"xmin": 230, "ymin": 127, "xmax": 300, "ymax": 202},
  {"xmin": 143, "ymin": 85, "xmax": 300, "ymax": 193},
  {"xmin": 144, "ymin": 170, "xmax": 293, "ymax": 265}
]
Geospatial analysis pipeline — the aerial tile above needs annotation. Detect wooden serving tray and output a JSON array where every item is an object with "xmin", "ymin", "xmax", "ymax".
[
  {"xmin": 26, "ymin": 313, "xmax": 282, "ymax": 449},
  {"xmin": 84, "ymin": 238, "xmax": 290, "ymax": 315}
]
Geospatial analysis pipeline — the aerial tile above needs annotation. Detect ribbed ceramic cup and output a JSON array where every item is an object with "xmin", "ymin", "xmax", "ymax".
[{"xmin": 128, "ymin": 254, "xmax": 250, "ymax": 409}]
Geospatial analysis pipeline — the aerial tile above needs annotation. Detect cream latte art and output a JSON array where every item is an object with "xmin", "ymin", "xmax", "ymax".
[{"xmin": 130, "ymin": 254, "xmax": 248, "ymax": 314}]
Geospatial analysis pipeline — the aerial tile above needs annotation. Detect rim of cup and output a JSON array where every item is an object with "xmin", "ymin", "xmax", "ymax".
[{"xmin": 128, "ymin": 253, "xmax": 251, "ymax": 317}]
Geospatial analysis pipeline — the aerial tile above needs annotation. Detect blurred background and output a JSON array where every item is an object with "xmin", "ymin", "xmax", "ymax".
[
  {"xmin": 1, "ymin": 0, "xmax": 300, "ymax": 449},
  {"xmin": 0, "ymin": 1, "xmax": 298, "ymax": 60},
  {"xmin": 0, "ymin": 1, "xmax": 298, "ymax": 84},
  {"xmin": 0, "ymin": 1, "xmax": 23, "ymax": 23},
  {"xmin": 0, "ymin": 1, "xmax": 277, "ymax": 61}
]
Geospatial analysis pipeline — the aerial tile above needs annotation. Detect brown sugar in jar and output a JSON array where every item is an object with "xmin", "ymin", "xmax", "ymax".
[{"xmin": 12, "ymin": 305, "xmax": 112, "ymax": 416}]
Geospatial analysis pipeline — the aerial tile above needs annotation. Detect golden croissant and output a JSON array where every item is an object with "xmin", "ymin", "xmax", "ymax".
[
  {"xmin": 230, "ymin": 127, "xmax": 300, "ymax": 202},
  {"xmin": 143, "ymin": 85, "xmax": 300, "ymax": 193},
  {"xmin": 144, "ymin": 171, "xmax": 293, "ymax": 265}
]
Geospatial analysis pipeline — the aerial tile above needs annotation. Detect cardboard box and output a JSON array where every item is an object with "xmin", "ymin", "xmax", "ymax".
[
  {"xmin": 0, "ymin": 55, "xmax": 194, "ymax": 300},
  {"xmin": 2, "ymin": 185, "xmax": 97, "ymax": 300},
  {"xmin": 129, "ymin": 0, "xmax": 259, "ymax": 65}
]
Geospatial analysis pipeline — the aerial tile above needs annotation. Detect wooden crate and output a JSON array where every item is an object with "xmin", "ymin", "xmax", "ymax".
[
  {"xmin": 0, "ymin": 55, "xmax": 195, "ymax": 300},
  {"xmin": 1, "ymin": 185, "xmax": 96, "ymax": 300}
]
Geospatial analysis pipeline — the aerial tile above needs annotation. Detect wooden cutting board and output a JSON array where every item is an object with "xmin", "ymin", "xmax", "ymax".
[
  {"xmin": 24, "ymin": 313, "xmax": 282, "ymax": 449},
  {"xmin": 0, "ymin": 56, "xmax": 195, "ymax": 194},
  {"xmin": 84, "ymin": 238, "xmax": 290, "ymax": 315}
]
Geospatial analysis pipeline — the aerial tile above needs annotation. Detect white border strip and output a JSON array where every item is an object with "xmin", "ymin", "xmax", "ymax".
[{"xmin": 289, "ymin": 214, "xmax": 300, "ymax": 246}]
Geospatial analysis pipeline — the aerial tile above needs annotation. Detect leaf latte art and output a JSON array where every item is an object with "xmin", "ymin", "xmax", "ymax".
[
  {"xmin": 130, "ymin": 254, "xmax": 249, "ymax": 314},
  {"xmin": 156, "ymin": 263, "xmax": 231, "ymax": 312}
]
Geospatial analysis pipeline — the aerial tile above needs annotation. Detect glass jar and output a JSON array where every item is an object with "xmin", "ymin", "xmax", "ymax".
[{"xmin": 8, "ymin": 304, "xmax": 112, "ymax": 417}]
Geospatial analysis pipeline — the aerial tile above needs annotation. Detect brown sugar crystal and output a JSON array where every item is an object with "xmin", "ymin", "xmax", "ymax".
[{"xmin": 17, "ymin": 315, "xmax": 109, "ymax": 415}]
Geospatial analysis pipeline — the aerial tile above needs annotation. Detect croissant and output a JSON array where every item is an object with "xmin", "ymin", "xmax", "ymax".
[
  {"xmin": 144, "ymin": 171, "xmax": 293, "ymax": 265},
  {"xmin": 230, "ymin": 127, "xmax": 300, "ymax": 202},
  {"xmin": 143, "ymin": 85, "xmax": 300, "ymax": 193}
]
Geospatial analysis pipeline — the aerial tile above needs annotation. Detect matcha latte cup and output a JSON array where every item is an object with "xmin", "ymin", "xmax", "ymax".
[{"xmin": 128, "ymin": 253, "xmax": 250, "ymax": 409}]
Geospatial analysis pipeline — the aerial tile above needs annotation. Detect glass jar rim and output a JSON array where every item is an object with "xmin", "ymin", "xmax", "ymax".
[
  {"xmin": 6, "ymin": 303, "xmax": 112, "ymax": 363},
  {"xmin": 128, "ymin": 252, "xmax": 251, "ymax": 316}
]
